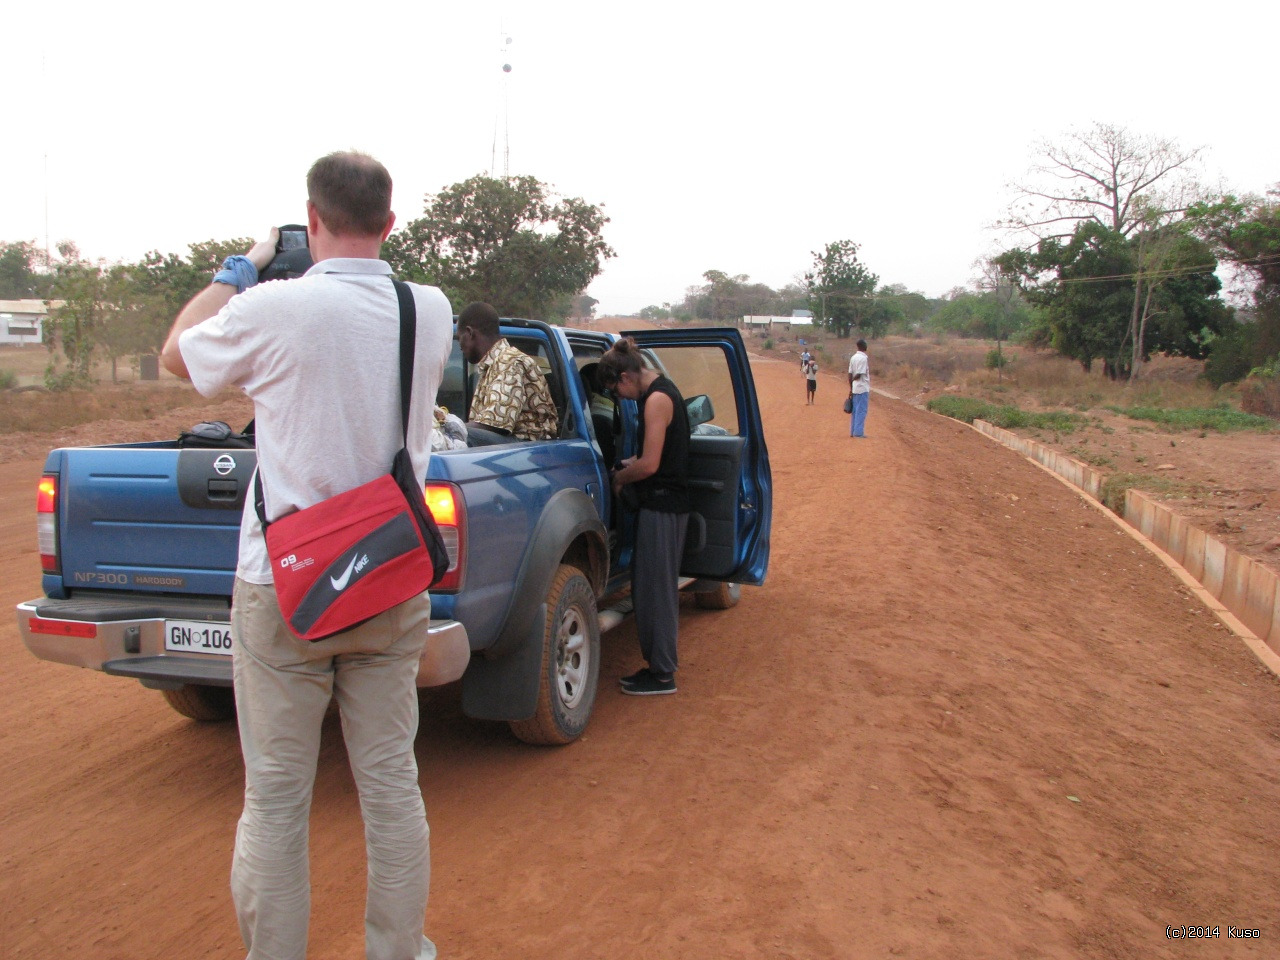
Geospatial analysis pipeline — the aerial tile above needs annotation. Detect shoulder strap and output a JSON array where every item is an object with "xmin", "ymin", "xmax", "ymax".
[
  {"xmin": 255, "ymin": 278, "xmax": 417, "ymax": 527},
  {"xmin": 392, "ymin": 278, "xmax": 416, "ymax": 442}
]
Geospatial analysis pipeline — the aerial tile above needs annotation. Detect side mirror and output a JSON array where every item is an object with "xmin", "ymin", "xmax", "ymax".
[{"xmin": 686, "ymin": 394, "xmax": 714, "ymax": 430}]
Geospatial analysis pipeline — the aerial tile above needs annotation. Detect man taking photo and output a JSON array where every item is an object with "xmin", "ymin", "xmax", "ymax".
[{"xmin": 161, "ymin": 151, "xmax": 452, "ymax": 960}]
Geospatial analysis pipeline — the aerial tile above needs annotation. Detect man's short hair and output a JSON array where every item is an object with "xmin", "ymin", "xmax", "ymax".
[
  {"xmin": 307, "ymin": 151, "xmax": 392, "ymax": 237},
  {"xmin": 856, "ymin": 339, "xmax": 867, "ymax": 350},
  {"xmin": 458, "ymin": 302, "xmax": 500, "ymax": 340}
]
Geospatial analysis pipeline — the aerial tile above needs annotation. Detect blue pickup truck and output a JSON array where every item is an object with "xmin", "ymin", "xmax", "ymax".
[{"xmin": 17, "ymin": 323, "xmax": 771, "ymax": 744}]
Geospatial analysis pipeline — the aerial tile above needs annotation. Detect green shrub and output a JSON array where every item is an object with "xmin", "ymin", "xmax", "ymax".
[
  {"xmin": 1203, "ymin": 323, "xmax": 1255, "ymax": 387},
  {"xmin": 984, "ymin": 348, "xmax": 1010, "ymax": 370},
  {"xmin": 0, "ymin": 369, "xmax": 15, "ymax": 390},
  {"xmin": 1106, "ymin": 405, "xmax": 1275, "ymax": 432},
  {"xmin": 926, "ymin": 395, "xmax": 1083, "ymax": 433},
  {"xmin": 763, "ymin": 338, "xmax": 774, "ymax": 350},
  {"xmin": 1099, "ymin": 472, "xmax": 1198, "ymax": 514}
]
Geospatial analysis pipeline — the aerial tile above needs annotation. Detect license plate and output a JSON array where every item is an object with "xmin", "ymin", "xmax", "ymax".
[{"xmin": 165, "ymin": 620, "xmax": 234, "ymax": 656}]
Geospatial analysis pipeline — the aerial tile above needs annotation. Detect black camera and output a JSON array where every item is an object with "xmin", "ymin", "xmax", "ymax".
[{"xmin": 259, "ymin": 223, "xmax": 313, "ymax": 282}]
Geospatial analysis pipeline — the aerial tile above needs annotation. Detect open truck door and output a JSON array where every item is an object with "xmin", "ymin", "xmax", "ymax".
[{"xmin": 621, "ymin": 327, "xmax": 772, "ymax": 586}]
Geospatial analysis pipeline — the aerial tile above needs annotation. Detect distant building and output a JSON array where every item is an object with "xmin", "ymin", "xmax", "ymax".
[
  {"xmin": 791, "ymin": 309, "xmax": 814, "ymax": 320},
  {"xmin": 0, "ymin": 300, "xmax": 45, "ymax": 345},
  {"xmin": 742, "ymin": 315, "xmax": 793, "ymax": 331}
]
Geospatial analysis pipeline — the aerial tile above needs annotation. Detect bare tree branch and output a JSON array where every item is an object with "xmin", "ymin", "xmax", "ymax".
[{"xmin": 999, "ymin": 122, "xmax": 1203, "ymax": 243}]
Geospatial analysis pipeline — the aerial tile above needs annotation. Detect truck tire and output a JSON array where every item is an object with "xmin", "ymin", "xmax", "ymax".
[
  {"xmin": 695, "ymin": 581, "xmax": 740, "ymax": 610},
  {"xmin": 161, "ymin": 684, "xmax": 236, "ymax": 722},
  {"xmin": 509, "ymin": 564, "xmax": 600, "ymax": 745}
]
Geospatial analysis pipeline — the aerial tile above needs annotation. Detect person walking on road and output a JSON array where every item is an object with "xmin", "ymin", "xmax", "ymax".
[
  {"xmin": 803, "ymin": 356, "xmax": 818, "ymax": 405},
  {"xmin": 600, "ymin": 337, "xmax": 691, "ymax": 697},
  {"xmin": 848, "ymin": 339, "xmax": 870, "ymax": 438},
  {"xmin": 161, "ymin": 151, "xmax": 452, "ymax": 960}
]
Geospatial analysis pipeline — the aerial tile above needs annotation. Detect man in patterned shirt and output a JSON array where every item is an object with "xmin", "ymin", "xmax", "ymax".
[{"xmin": 458, "ymin": 301, "xmax": 559, "ymax": 445}]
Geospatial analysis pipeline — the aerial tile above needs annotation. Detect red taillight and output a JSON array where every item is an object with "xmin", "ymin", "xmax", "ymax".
[
  {"xmin": 37, "ymin": 474, "xmax": 58, "ymax": 573},
  {"xmin": 424, "ymin": 483, "xmax": 464, "ymax": 591}
]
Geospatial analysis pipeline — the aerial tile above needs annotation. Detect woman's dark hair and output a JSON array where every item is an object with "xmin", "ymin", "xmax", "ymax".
[{"xmin": 598, "ymin": 336, "xmax": 647, "ymax": 386}]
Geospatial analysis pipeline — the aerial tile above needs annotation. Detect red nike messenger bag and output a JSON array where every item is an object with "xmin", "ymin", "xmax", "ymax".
[{"xmin": 253, "ymin": 280, "xmax": 448, "ymax": 641}]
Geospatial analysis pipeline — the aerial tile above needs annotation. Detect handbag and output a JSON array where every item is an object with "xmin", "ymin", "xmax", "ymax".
[
  {"xmin": 843, "ymin": 395, "xmax": 853, "ymax": 414},
  {"xmin": 254, "ymin": 280, "xmax": 449, "ymax": 641}
]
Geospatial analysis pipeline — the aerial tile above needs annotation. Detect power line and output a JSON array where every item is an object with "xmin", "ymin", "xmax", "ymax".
[{"xmin": 1016, "ymin": 251, "xmax": 1280, "ymax": 288}]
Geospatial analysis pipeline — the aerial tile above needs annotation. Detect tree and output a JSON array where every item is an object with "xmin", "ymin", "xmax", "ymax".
[
  {"xmin": 570, "ymin": 294, "xmax": 599, "ymax": 320},
  {"xmin": 638, "ymin": 304, "xmax": 671, "ymax": 321},
  {"xmin": 880, "ymin": 284, "xmax": 933, "ymax": 331},
  {"xmin": 44, "ymin": 255, "xmax": 106, "ymax": 390},
  {"xmin": 1000, "ymin": 122, "xmax": 1201, "ymax": 242},
  {"xmin": 700, "ymin": 270, "xmax": 744, "ymax": 322},
  {"xmin": 863, "ymin": 291, "xmax": 905, "ymax": 340},
  {"xmin": 1125, "ymin": 210, "xmax": 1215, "ymax": 378},
  {"xmin": 383, "ymin": 174, "xmax": 614, "ymax": 322},
  {"xmin": 1189, "ymin": 191, "xmax": 1280, "ymax": 370},
  {"xmin": 805, "ymin": 240, "xmax": 878, "ymax": 338},
  {"xmin": 929, "ymin": 289, "xmax": 1032, "ymax": 340},
  {"xmin": 94, "ymin": 266, "xmax": 170, "ymax": 382},
  {"xmin": 0, "ymin": 241, "xmax": 52, "ymax": 299},
  {"xmin": 131, "ymin": 237, "xmax": 253, "ymax": 320},
  {"xmin": 995, "ymin": 221, "xmax": 1227, "ymax": 378}
]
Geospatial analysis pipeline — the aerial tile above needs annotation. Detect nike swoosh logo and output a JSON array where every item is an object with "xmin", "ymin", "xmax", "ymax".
[{"xmin": 330, "ymin": 554, "xmax": 359, "ymax": 591}]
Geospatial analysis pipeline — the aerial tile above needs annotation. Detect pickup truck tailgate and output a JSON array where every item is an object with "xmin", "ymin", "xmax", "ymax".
[{"xmin": 52, "ymin": 446, "xmax": 254, "ymax": 598}]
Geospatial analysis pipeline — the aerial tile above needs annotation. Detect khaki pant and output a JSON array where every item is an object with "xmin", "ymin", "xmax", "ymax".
[{"xmin": 230, "ymin": 578, "xmax": 437, "ymax": 960}]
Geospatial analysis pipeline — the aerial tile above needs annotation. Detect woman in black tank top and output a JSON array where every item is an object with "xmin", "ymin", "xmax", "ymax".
[{"xmin": 599, "ymin": 337, "xmax": 691, "ymax": 696}]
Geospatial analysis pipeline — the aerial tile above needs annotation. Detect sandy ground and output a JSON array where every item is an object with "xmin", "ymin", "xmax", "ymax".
[{"xmin": 3, "ymin": 346, "xmax": 1280, "ymax": 959}]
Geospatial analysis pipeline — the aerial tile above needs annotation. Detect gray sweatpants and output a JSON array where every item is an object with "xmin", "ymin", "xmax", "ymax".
[
  {"xmin": 632, "ymin": 509, "xmax": 690, "ymax": 678},
  {"xmin": 230, "ymin": 579, "xmax": 436, "ymax": 960}
]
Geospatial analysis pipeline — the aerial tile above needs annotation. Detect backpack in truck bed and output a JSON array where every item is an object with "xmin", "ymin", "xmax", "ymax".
[{"xmin": 177, "ymin": 420, "xmax": 255, "ymax": 449}]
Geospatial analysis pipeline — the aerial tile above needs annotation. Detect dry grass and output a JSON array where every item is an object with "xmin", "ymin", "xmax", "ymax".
[
  {"xmin": 872, "ymin": 337, "xmax": 990, "ymax": 386},
  {"xmin": 0, "ymin": 381, "xmax": 224, "ymax": 434},
  {"xmin": 0, "ymin": 344, "xmax": 179, "ymax": 389},
  {"xmin": 0, "ymin": 344, "xmax": 226, "ymax": 434},
  {"xmin": 1241, "ymin": 375, "xmax": 1280, "ymax": 418},
  {"xmin": 873, "ymin": 338, "xmax": 1239, "ymax": 416},
  {"xmin": 0, "ymin": 345, "xmax": 57, "ymax": 385}
]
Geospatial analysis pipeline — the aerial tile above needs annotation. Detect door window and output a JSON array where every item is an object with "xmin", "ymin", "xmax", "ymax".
[{"xmin": 643, "ymin": 345, "xmax": 740, "ymax": 436}]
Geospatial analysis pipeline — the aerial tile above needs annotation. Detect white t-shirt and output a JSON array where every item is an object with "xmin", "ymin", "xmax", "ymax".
[
  {"xmin": 179, "ymin": 258, "xmax": 453, "ymax": 584},
  {"xmin": 848, "ymin": 350, "xmax": 870, "ymax": 394}
]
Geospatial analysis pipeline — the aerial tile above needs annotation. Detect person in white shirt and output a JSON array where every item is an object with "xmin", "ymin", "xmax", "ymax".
[
  {"xmin": 803, "ymin": 357, "xmax": 818, "ymax": 405},
  {"xmin": 161, "ymin": 151, "xmax": 450, "ymax": 960},
  {"xmin": 847, "ymin": 339, "xmax": 870, "ymax": 437}
]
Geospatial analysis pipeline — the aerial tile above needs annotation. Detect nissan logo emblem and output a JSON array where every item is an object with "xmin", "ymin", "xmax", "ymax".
[{"xmin": 213, "ymin": 454, "xmax": 237, "ymax": 476}]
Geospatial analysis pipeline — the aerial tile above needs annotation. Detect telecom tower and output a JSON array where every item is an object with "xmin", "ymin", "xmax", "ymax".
[{"xmin": 491, "ymin": 32, "xmax": 513, "ymax": 179}]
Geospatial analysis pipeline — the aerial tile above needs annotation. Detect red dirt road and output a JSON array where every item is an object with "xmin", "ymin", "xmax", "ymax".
[{"xmin": 3, "ymin": 352, "xmax": 1279, "ymax": 959}]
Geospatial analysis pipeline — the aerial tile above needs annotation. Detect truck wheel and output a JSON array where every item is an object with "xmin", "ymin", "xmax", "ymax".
[
  {"xmin": 695, "ymin": 581, "xmax": 740, "ymax": 610},
  {"xmin": 509, "ymin": 564, "xmax": 600, "ymax": 746},
  {"xmin": 161, "ymin": 684, "xmax": 236, "ymax": 722}
]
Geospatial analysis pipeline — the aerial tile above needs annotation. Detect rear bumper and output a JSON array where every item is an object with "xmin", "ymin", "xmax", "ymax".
[{"xmin": 17, "ymin": 597, "xmax": 470, "ymax": 690}]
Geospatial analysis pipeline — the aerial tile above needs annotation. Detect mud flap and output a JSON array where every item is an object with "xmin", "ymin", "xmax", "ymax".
[{"xmin": 460, "ymin": 604, "xmax": 546, "ymax": 721}]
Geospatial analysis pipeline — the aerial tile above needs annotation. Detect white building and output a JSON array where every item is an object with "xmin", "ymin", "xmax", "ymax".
[
  {"xmin": 0, "ymin": 300, "xmax": 45, "ymax": 345},
  {"xmin": 742, "ymin": 315, "xmax": 793, "ymax": 331}
]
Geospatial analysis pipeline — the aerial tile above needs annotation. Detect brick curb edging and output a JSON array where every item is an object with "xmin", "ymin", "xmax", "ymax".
[{"xmin": 969, "ymin": 418, "xmax": 1280, "ymax": 678}]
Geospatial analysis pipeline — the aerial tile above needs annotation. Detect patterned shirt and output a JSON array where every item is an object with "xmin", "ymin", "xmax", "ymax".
[{"xmin": 471, "ymin": 338, "xmax": 559, "ymax": 441}]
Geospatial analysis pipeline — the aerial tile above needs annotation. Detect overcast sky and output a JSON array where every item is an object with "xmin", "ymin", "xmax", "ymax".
[{"xmin": 5, "ymin": 1, "xmax": 1277, "ymax": 315}]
